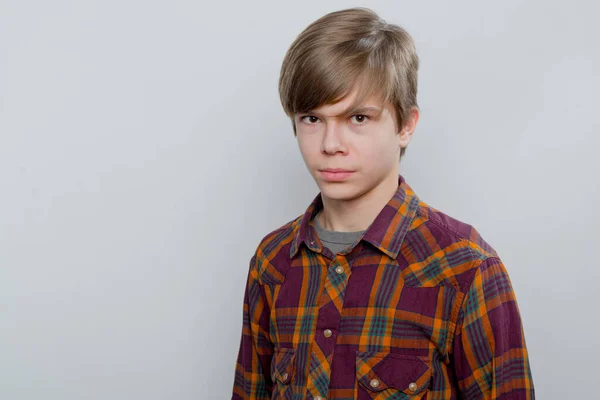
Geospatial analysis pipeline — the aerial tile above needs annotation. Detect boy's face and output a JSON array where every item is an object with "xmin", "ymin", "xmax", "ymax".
[{"xmin": 294, "ymin": 86, "xmax": 415, "ymax": 203}]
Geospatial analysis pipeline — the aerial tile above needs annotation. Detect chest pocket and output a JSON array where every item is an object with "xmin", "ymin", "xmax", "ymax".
[
  {"xmin": 270, "ymin": 347, "xmax": 296, "ymax": 399},
  {"xmin": 355, "ymin": 351, "xmax": 432, "ymax": 399}
]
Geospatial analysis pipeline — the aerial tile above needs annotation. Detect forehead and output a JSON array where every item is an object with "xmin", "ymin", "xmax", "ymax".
[{"xmin": 308, "ymin": 86, "xmax": 388, "ymax": 116}]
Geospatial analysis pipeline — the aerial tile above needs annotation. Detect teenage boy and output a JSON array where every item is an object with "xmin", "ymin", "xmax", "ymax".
[{"xmin": 232, "ymin": 7, "xmax": 534, "ymax": 400}]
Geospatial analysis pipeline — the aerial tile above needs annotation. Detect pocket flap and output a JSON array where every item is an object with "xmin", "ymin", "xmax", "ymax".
[
  {"xmin": 270, "ymin": 347, "xmax": 296, "ymax": 385},
  {"xmin": 356, "ymin": 351, "xmax": 431, "ymax": 395}
]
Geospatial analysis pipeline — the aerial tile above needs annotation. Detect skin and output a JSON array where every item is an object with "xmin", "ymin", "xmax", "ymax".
[{"xmin": 295, "ymin": 86, "xmax": 419, "ymax": 233}]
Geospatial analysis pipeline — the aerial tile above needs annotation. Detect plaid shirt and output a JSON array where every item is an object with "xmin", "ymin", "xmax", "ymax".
[{"xmin": 232, "ymin": 174, "xmax": 534, "ymax": 399}]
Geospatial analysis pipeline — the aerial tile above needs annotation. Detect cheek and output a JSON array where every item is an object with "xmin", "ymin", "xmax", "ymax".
[
  {"xmin": 358, "ymin": 141, "xmax": 398, "ymax": 168},
  {"xmin": 297, "ymin": 138, "xmax": 317, "ymax": 162},
  {"xmin": 359, "ymin": 139, "xmax": 395, "ymax": 158}
]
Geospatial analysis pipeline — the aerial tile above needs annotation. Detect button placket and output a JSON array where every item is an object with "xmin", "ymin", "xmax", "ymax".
[{"xmin": 308, "ymin": 257, "xmax": 352, "ymax": 399}]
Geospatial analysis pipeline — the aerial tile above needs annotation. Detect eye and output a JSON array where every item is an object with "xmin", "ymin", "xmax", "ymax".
[
  {"xmin": 300, "ymin": 115, "xmax": 320, "ymax": 124},
  {"xmin": 350, "ymin": 115, "xmax": 369, "ymax": 125}
]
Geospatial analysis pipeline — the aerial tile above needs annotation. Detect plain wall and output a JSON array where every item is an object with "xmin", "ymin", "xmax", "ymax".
[{"xmin": 1, "ymin": 0, "xmax": 598, "ymax": 398}]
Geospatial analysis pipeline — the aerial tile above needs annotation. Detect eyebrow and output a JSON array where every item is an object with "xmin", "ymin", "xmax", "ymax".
[{"xmin": 302, "ymin": 106, "xmax": 383, "ymax": 118}]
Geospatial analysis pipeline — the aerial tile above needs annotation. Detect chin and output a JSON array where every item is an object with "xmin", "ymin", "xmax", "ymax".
[{"xmin": 318, "ymin": 182, "xmax": 360, "ymax": 200}]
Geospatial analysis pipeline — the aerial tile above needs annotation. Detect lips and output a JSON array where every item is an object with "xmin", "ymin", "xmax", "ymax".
[
  {"xmin": 319, "ymin": 169, "xmax": 354, "ymax": 182},
  {"xmin": 320, "ymin": 168, "xmax": 354, "ymax": 173}
]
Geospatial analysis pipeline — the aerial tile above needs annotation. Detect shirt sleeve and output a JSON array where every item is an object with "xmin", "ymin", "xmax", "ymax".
[
  {"xmin": 452, "ymin": 256, "xmax": 535, "ymax": 399},
  {"xmin": 231, "ymin": 254, "xmax": 274, "ymax": 399}
]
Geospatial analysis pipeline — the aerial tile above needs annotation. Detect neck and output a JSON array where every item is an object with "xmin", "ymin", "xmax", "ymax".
[{"xmin": 316, "ymin": 171, "xmax": 400, "ymax": 232}]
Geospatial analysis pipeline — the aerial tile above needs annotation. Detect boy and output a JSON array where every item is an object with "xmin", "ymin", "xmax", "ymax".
[{"xmin": 232, "ymin": 7, "xmax": 534, "ymax": 400}]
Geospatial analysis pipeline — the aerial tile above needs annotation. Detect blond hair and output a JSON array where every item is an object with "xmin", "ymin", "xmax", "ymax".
[{"xmin": 278, "ymin": 7, "xmax": 419, "ymax": 160}]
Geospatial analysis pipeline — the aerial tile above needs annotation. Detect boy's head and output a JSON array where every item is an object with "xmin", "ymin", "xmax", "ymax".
[{"xmin": 278, "ymin": 7, "xmax": 420, "ymax": 200}]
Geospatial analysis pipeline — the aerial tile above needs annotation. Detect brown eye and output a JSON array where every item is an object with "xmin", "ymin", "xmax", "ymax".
[
  {"xmin": 351, "ymin": 115, "xmax": 369, "ymax": 125},
  {"xmin": 301, "ymin": 116, "xmax": 319, "ymax": 124}
]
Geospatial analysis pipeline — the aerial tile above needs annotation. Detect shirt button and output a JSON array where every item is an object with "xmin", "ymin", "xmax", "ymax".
[
  {"xmin": 323, "ymin": 329, "xmax": 332, "ymax": 338},
  {"xmin": 281, "ymin": 372, "xmax": 288, "ymax": 381},
  {"xmin": 408, "ymin": 382, "xmax": 418, "ymax": 392},
  {"xmin": 370, "ymin": 378, "xmax": 380, "ymax": 388},
  {"xmin": 314, "ymin": 397, "xmax": 323, "ymax": 400},
  {"xmin": 335, "ymin": 265, "xmax": 344, "ymax": 274}
]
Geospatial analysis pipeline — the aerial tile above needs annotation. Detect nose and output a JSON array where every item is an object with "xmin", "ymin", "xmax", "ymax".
[{"xmin": 321, "ymin": 122, "xmax": 346, "ymax": 154}]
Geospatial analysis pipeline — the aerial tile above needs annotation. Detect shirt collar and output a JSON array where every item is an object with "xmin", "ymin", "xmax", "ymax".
[{"xmin": 289, "ymin": 174, "xmax": 421, "ymax": 260}]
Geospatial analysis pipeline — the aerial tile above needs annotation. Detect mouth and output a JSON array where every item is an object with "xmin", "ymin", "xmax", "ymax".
[{"xmin": 319, "ymin": 169, "xmax": 355, "ymax": 181}]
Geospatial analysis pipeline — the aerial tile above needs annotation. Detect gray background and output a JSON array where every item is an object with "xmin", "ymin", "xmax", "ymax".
[{"xmin": 1, "ymin": 0, "xmax": 598, "ymax": 399}]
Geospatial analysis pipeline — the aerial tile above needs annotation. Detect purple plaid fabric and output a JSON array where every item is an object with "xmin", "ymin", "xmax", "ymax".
[{"xmin": 232, "ymin": 174, "xmax": 534, "ymax": 399}]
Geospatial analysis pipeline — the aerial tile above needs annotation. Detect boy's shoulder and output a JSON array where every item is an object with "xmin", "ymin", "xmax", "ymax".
[
  {"xmin": 414, "ymin": 198, "xmax": 499, "ymax": 259},
  {"xmin": 403, "ymin": 198, "xmax": 502, "ymax": 289},
  {"xmin": 251, "ymin": 213, "xmax": 303, "ymax": 258},
  {"xmin": 248, "ymin": 214, "xmax": 302, "ymax": 285}
]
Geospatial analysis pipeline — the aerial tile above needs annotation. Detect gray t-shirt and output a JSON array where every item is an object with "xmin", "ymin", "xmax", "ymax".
[{"xmin": 312, "ymin": 214, "xmax": 366, "ymax": 255}]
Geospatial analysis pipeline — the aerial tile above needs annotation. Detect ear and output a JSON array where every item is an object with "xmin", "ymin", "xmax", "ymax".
[{"xmin": 398, "ymin": 107, "xmax": 419, "ymax": 148}]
